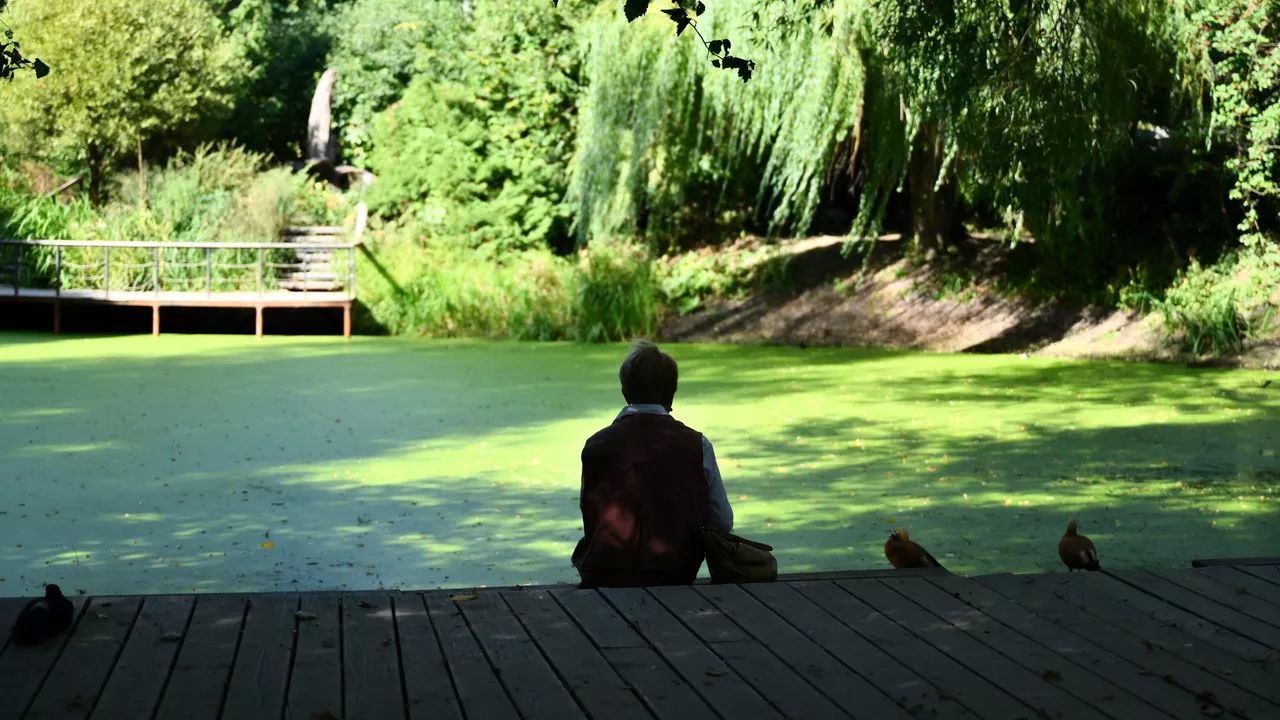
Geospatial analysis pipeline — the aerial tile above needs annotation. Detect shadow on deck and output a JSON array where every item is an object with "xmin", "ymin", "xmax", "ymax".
[{"xmin": 2, "ymin": 564, "xmax": 1279, "ymax": 719}]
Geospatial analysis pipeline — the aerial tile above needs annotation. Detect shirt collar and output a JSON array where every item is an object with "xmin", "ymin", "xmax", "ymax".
[{"xmin": 614, "ymin": 404, "xmax": 670, "ymax": 423}]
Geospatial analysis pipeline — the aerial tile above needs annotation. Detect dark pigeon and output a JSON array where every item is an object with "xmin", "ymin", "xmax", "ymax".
[{"xmin": 11, "ymin": 584, "xmax": 74, "ymax": 645}]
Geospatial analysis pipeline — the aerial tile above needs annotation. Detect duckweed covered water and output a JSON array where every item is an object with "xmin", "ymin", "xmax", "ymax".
[{"xmin": 1, "ymin": 333, "xmax": 1276, "ymax": 594}]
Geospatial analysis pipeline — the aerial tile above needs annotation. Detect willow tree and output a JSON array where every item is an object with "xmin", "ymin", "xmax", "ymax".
[{"xmin": 0, "ymin": 0, "xmax": 243, "ymax": 202}]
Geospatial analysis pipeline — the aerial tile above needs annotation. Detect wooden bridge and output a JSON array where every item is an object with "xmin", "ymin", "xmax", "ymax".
[
  {"xmin": 0, "ymin": 209, "xmax": 365, "ymax": 339},
  {"xmin": 2, "ymin": 561, "xmax": 1278, "ymax": 719}
]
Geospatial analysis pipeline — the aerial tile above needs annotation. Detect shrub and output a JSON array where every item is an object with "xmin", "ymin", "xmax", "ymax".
[
  {"xmin": 1158, "ymin": 252, "xmax": 1280, "ymax": 355},
  {"xmin": 572, "ymin": 242, "xmax": 659, "ymax": 342}
]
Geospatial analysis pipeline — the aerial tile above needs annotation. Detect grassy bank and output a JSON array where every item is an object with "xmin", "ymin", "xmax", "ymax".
[{"xmin": 1, "ymin": 333, "xmax": 1276, "ymax": 594}]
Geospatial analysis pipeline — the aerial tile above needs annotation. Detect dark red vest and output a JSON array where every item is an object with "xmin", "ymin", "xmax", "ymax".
[{"xmin": 572, "ymin": 413, "xmax": 708, "ymax": 587}]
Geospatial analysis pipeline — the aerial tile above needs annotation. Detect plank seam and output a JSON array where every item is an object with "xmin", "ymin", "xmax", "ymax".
[
  {"xmin": 338, "ymin": 596, "xmax": 348, "ymax": 719},
  {"xmin": 417, "ymin": 593, "xmax": 467, "ymax": 720},
  {"xmin": 631, "ymin": 587, "xmax": 779, "ymax": 720},
  {"xmin": 546, "ymin": 591, "xmax": 673, "ymax": 720},
  {"xmin": 497, "ymin": 591, "xmax": 597, "ymax": 719},
  {"xmin": 923, "ymin": 576, "xmax": 1174, "ymax": 720},
  {"xmin": 214, "ymin": 597, "xmax": 252, "ymax": 720},
  {"xmin": 20, "ymin": 595, "xmax": 93, "ymax": 719},
  {"xmin": 276, "ymin": 595, "xmax": 303, "ymax": 720},
  {"xmin": 698, "ymin": 584, "xmax": 903, "ymax": 716},
  {"xmin": 833, "ymin": 579, "xmax": 1035, "ymax": 716},
  {"xmin": 1104, "ymin": 571, "xmax": 1280, "ymax": 644},
  {"xmin": 149, "ymin": 593, "xmax": 202, "ymax": 720},
  {"xmin": 452, "ymin": 592, "xmax": 521, "ymax": 718},
  {"xmin": 84, "ymin": 596, "xmax": 146, "ymax": 720},
  {"xmin": 1238, "ymin": 566, "xmax": 1280, "ymax": 589},
  {"xmin": 389, "ymin": 594, "xmax": 411, "ymax": 720}
]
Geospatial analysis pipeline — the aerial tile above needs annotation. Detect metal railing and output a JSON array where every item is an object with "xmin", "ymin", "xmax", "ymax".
[{"xmin": 0, "ymin": 237, "xmax": 360, "ymax": 301}]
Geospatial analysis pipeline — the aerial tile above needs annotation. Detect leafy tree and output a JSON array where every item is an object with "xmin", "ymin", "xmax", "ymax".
[
  {"xmin": 327, "ymin": 0, "xmax": 467, "ymax": 167},
  {"xmin": 364, "ymin": 0, "xmax": 580, "ymax": 252},
  {"xmin": 0, "ymin": 0, "xmax": 243, "ymax": 202},
  {"xmin": 212, "ymin": 0, "xmax": 337, "ymax": 160}
]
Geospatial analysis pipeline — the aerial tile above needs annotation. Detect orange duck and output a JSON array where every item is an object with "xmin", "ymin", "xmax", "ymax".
[
  {"xmin": 1058, "ymin": 519, "xmax": 1100, "ymax": 571},
  {"xmin": 884, "ymin": 528, "xmax": 944, "ymax": 569}
]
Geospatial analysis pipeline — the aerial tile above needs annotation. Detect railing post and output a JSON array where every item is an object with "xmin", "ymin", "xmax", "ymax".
[
  {"xmin": 104, "ymin": 246, "xmax": 111, "ymax": 299},
  {"xmin": 348, "ymin": 247, "xmax": 356, "ymax": 299},
  {"xmin": 205, "ymin": 247, "xmax": 212, "ymax": 296},
  {"xmin": 55, "ymin": 246, "xmax": 61, "ymax": 299},
  {"xmin": 257, "ymin": 247, "xmax": 263, "ymax": 295},
  {"xmin": 154, "ymin": 246, "xmax": 160, "ymax": 296}
]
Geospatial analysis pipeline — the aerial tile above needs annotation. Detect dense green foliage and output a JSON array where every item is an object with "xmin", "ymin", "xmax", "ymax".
[
  {"xmin": 363, "ymin": 0, "xmax": 579, "ymax": 252},
  {"xmin": 0, "ymin": 0, "xmax": 1275, "ymax": 350},
  {"xmin": 327, "ymin": 0, "xmax": 465, "ymax": 166},
  {"xmin": 0, "ymin": 0, "xmax": 243, "ymax": 200}
]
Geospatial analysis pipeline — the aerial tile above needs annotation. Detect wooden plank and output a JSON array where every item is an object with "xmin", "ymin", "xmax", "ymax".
[
  {"xmin": 221, "ymin": 594, "xmax": 298, "ymax": 719},
  {"xmin": 1079, "ymin": 572, "xmax": 1278, "ymax": 666},
  {"xmin": 598, "ymin": 646, "xmax": 714, "ymax": 720},
  {"xmin": 980, "ymin": 573, "xmax": 1279, "ymax": 718},
  {"xmin": 748, "ymin": 582, "xmax": 973, "ymax": 718},
  {"xmin": 1197, "ymin": 567, "xmax": 1280, "ymax": 608},
  {"xmin": 0, "ymin": 595, "xmax": 88, "ymax": 715},
  {"xmin": 649, "ymin": 585, "xmax": 847, "ymax": 720},
  {"xmin": 155, "ymin": 594, "xmax": 247, "ymax": 720},
  {"xmin": 394, "ymin": 593, "xmax": 463, "ymax": 720},
  {"xmin": 341, "ymin": 594, "xmax": 406, "ymax": 720},
  {"xmin": 792, "ymin": 580, "xmax": 1019, "ymax": 718},
  {"xmin": 1030, "ymin": 573, "xmax": 1280, "ymax": 702},
  {"xmin": 424, "ymin": 592, "xmax": 519, "ymax": 720},
  {"xmin": 551, "ymin": 588, "xmax": 648, "ymax": 649},
  {"xmin": 1239, "ymin": 564, "xmax": 1280, "ymax": 587},
  {"xmin": 457, "ymin": 590, "xmax": 584, "ymax": 720},
  {"xmin": 1192, "ymin": 557, "xmax": 1280, "ymax": 567},
  {"xmin": 841, "ymin": 578, "xmax": 1105, "ymax": 720},
  {"xmin": 1153, "ymin": 568, "xmax": 1280, "ymax": 626},
  {"xmin": 24, "ymin": 596, "xmax": 141, "ymax": 720},
  {"xmin": 501, "ymin": 589, "xmax": 651, "ymax": 720},
  {"xmin": 930, "ymin": 574, "xmax": 1196, "ymax": 719},
  {"xmin": 1109, "ymin": 570, "xmax": 1280, "ymax": 650},
  {"xmin": 284, "ymin": 594, "xmax": 342, "ymax": 720},
  {"xmin": 92, "ymin": 595, "xmax": 195, "ymax": 720},
  {"xmin": 601, "ymin": 587, "xmax": 782, "ymax": 720},
  {"xmin": 881, "ymin": 576, "xmax": 1160, "ymax": 720},
  {"xmin": 694, "ymin": 583, "xmax": 912, "ymax": 719}
]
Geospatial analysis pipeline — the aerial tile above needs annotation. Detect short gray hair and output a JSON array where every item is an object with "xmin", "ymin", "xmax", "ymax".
[{"xmin": 619, "ymin": 339, "xmax": 678, "ymax": 409}]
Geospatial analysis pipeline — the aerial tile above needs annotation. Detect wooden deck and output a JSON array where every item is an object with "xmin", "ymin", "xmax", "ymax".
[{"xmin": 3, "ymin": 565, "xmax": 1279, "ymax": 719}]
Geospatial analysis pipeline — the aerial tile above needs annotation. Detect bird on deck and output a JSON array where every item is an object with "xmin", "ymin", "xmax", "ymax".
[
  {"xmin": 1058, "ymin": 519, "xmax": 1100, "ymax": 571},
  {"xmin": 10, "ymin": 584, "xmax": 74, "ymax": 645},
  {"xmin": 884, "ymin": 528, "xmax": 944, "ymax": 569}
]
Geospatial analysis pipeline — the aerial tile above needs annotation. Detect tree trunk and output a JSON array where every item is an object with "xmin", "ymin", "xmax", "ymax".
[
  {"xmin": 907, "ymin": 120, "xmax": 955, "ymax": 258},
  {"xmin": 87, "ymin": 142, "xmax": 104, "ymax": 205}
]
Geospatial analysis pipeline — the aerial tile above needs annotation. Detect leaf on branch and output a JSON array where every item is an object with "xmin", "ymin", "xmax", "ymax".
[
  {"xmin": 695, "ymin": 1, "xmax": 706, "ymax": 15},
  {"xmin": 661, "ymin": 8, "xmax": 691, "ymax": 35},
  {"xmin": 721, "ymin": 54, "xmax": 754, "ymax": 82},
  {"xmin": 709, "ymin": 39, "xmax": 723, "ymax": 54},
  {"xmin": 712, "ymin": 59, "xmax": 721, "ymax": 67},
  {"xmin": 624, "ymin": 0, "xmax": 650, "ymax": 22},
  {"xmin": 34, "ymin": 59, "xmax": 47, "ymax": 78}
]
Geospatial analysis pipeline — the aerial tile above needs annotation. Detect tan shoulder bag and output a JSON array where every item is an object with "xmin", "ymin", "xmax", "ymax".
[{"xmin": 702, "ymin": 529, "xmax": 778, "ymax": 584}]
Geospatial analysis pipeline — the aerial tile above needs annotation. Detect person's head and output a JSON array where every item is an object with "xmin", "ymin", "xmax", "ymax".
[{"xmin": 619, "ymin": 339, "xmax": 678, "ymax": 411}]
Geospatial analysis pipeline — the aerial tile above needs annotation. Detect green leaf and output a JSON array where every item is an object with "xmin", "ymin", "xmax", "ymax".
[{"xmin": 624, "ymin": 0, "xmax": 650, "ymax": 22}]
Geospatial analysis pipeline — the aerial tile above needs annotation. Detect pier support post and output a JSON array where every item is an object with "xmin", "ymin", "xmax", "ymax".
[
  {"xmin": 152, "ymin": 305, "xmax": 160, "ymax": 336},
  {"xmin": 343, "ymin": 303, "xmax": 351, "ymax": 341},
  {"xmin": 53, "ymin": 301, "xmax": 61, "ymax": 334},
  {"xmin": 256, "ymin": 305, "xmax": 264, "ymax": 338}
]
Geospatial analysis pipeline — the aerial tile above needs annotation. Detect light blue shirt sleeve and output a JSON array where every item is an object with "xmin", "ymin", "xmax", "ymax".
[{"xmin": 702, "ymin": 436, "xmax": 734, "ymax": 531}]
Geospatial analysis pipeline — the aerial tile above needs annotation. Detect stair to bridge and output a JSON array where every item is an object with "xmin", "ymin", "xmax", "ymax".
[{"xmin": 277, "ymin": 225, "xmax": 345, "ymax": 292}]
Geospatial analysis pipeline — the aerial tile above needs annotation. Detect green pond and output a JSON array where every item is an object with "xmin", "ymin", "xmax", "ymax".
[{"xmin": 0, "ymin": 332, "xmax": 1277, "ymax": 595}]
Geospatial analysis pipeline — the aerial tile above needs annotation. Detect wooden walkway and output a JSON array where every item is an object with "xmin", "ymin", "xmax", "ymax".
[{"xmin": 3, "ymin": 565, "xmax": 1279, "ymax": 719}]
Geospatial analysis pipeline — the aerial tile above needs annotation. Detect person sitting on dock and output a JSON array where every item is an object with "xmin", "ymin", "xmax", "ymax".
[{"xmin": 572, "ymin": 340, "xmax": 735, "ymax": 587}]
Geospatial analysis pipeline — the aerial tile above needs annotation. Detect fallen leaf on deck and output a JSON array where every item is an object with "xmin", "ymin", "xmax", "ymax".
[
  {"xmin": 160, "ymin": 632, "xmax": 182, "ymax": 642},
  {"xmin": 449, "ymin": 591, "xmax": 479, "ymax": 603},
  {"xmin": 357, "ymin": 599, "xmax": 376, "ymax": 609},
  {"xmin": 295, "ymin": 611, "xmax": 318, "ymax": 621},
  {"xmin": 705, "ymin": 668, "xmax": 726, "ymax": 677},
  {"xmin": 261, "ymin": 541, "xmax": 274, "ymax": 549}
]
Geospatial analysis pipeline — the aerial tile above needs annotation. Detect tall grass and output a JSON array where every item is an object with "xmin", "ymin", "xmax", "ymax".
[
  {"xmin": 0, "ymin": 145, "xmax": 350, "ymax": 292},
  {"xmin": 1158, "ymin": 252, "xmax": 1280, "ymax": 355},
  {"xmin": 357, "ymin": 232, "xmax": 660, "ymax": 341}
]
